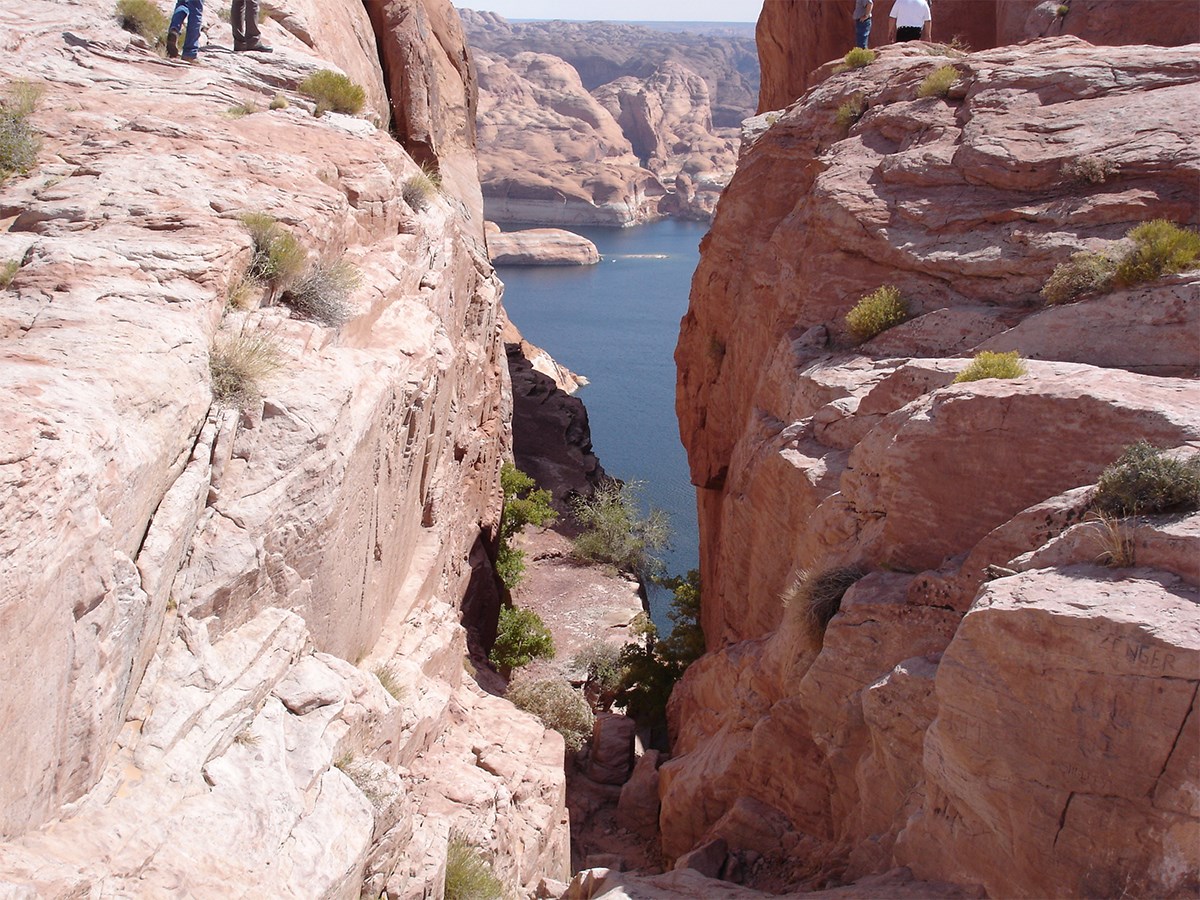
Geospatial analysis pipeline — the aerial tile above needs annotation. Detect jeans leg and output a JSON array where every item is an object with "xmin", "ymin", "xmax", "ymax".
[
  {"xmin": 856, "ymin": 18, "xmax": 872, "ymax": 49},
  {"xmin": 169, "ymin": 0, "xmax": 188, "ymax": 34},
  {"xmin": 182, "ymin": 0, "xmax": 203, "ymax": 56}
]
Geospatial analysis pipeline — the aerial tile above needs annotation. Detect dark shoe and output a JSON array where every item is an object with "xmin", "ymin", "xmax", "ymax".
[
  {"xmin": 235, "ymin": 42, "xmax": 273, "ymax": 53},
  {"xmin": 166, "ymin": 29, "xmax": 179, "ymax": 58},
  {"xmin": 181, "ymin": 54, "xmax": 198, "ymax": 63}
]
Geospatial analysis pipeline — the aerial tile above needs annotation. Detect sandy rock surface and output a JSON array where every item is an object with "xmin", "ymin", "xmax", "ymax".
[
  {"xmin": 489, "ymin": 227, "xmax": 600, "ymax": 266},
  {"xmin": 0, "ymin": 0, "xmax": 569, "ymax": 893},
  {"xmin": 668, "ymin": 34, "xmax": 1200, "ymax": 899}
]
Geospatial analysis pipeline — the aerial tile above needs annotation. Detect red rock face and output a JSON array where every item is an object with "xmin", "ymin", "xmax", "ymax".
[
  {"xmin": 758, "ymin": 0, "xmax": 1200, "ymax": 111},
  {"xmin": 670, "ymin": 35, "xmax": 1200, "ymax": 897}
]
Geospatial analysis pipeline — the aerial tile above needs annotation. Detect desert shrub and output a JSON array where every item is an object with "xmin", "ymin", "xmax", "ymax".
[
  {"xmin": 572, "ymin": 640, "xmax": 623, "ymax": 707},
  {"xmin": 842, "ymin": 48, "xmax": 876, "ymax": 69},
  {"xmin": 1041, "ymin": 250, "xmax": 1116, "ymax": 304},
  {"xmin": 1057, "ymin": 3, "xmax": 1070, "ymax": 15},
  {"xmin": 115, "ymin": 0, "xmax": 168, "ymax": 47},
  {"xmin": 783, "ymin": 566, "xmax": 864, "ymax": 645},
  {"xmin": 0, "ymin": 83, "xmax": 43, "ymax": 181},
  {"xmin": 1113, "ymin": 219, "xmax": 1200, "ymax": 287},
  {"xmin": 489, "ymin": 605, "xmax": 555, "ymax": 678},
  {"xmin": 0, "ymin": 259, "xmax": 19, "ymax": 289},
  {"xmin": 445, "ymin": 833, "xmax": 505, "ymax": 900},
  {"xmin": 402, "ymin": 168, "xmax": 441, "ymax": 211},
  {"xmin": 571, "ymin": 481, "xmax": 669, "ymax": 581},
  {"xmin": 1062, "ymin": 155, "xmax": 1119, "ymax": 184},
  {"xmin": 506, "ymin": 677, "xmax": 594, "ymax": 752},
  {"xmin": 373, "ymin": 665, "xmax": 405, "ymax": 701},
  {"xmin": 1092, "ymin": 442, "xmax": 1200, "ymax": 517},
  {"xmin": 917, "ymin": 65, "xmax": 960, "ymax": 99},
  {"xmin": 299, "ymin": 69, "xmax": 366, "ymax": 116},
  {"xmin": 845, "ymin": 284, "xmax": 909, "ymax": 343},
  {"xmin": 226, "ymin": 101, "xmax": 257, "ymax": 118},
  {"xmin": 269, "ymin": 93, "xmax": 289, "ymax": 111},
  {"xmin": 495, "ymin": 462, "xmax": 556, "ymax": 590},
  {"xmin": 209, "ymin": 329, "xmax": 282, "ymax": 408},
  {"xmin": 953, "ymin": 350, "xmax": 1026, "ymax": 383},
  {"xmin": 1086, "ymin": 512, "xmax": 1135, "ymax": 568},
  {"xmin": 225, "ymin": 272, "xmax": 259, "ymax": 310},
  {"xmin": 281, "ymin": 258, "xmax": 360, "ymax": 327},
  {"xmin": 835, "ymin": 94, "xmax": 867, "ymax": 132},
  {"xmin": 240, "ymin": 212, "xmax": 307, "ymax": 288},
  {"xmin": 615, "ymin": 570, "xmax": 703, "ymax": 727}
]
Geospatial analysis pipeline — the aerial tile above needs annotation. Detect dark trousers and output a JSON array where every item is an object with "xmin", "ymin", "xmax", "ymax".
[
  {"xmin": 232, "ymin": 0, "xmax": 261, "ymax": 47},
  {"xmin": 896, "ymin": 25, "xmax": 923, "ymax": 42}
]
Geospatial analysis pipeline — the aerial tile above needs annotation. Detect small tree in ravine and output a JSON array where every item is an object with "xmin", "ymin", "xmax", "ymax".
[
  {"xmin": 570, "ymin": 480, "xmax": 669, "ymax": 582},
  {"xmin": 496, "ymin": 462, "xmax": 556, "ymax": 590},
  {"xmin": 615, "ymin": 569, "xmax": 704, "ymax": 728},
  {"xmin": 489, "ymin": 605, "xmax": 555, "ymax": 679}
]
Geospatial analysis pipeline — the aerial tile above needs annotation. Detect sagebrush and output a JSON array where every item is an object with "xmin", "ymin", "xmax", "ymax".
[
  {"xmin": 783, "ymin": 566, "xmax": 864, "ymax": 645},
  {"xmin": 571, "ymin": 481, "xmax": 669, "ymax": 581},
  {"xmin": 840, "ymin": 48, "xmax": 876, "ymax": 70},
  {"xmin": 1041, "ymin": 251, "xmax": 1115, "ymax": 304},
  {"xmin": 115, "ymin": 0, "xmax": 168, "ymax": 47},
  {"xmin": 1062, "ymin": 155, "xmax": 1119, "ymax": 184},
  {"xmin": 0, "ymin": 82, "xmax": 43, "ymax": 181},
  {"xmin": 845, "ymin": 284, "xmax": 908, "ymax": 343},
  {"xmin": 445, "ymin": 832, "xmax": 506, "ymax": 900},
  {"xmin": 505, "ymin": 677, "xmax": 594, "ymax": 752},
  {"xmin": 1092, "ymin": 442, "xmax": 1200, "ymax": 517},
  {"xmin": 299, "ymin": 70, "xmax": 366, "ymax": 116},
  {"xmin": 489, "ymin": 605, "xmax": 554, "ymax": 678},
  {"xmin": 209, "ymin": 330, "xmax": 283, "ymax": 408},
  {"xmin": 1114, "ymin": 219, "xmax": 1200, "ymax": 287},
  {"xmin": 835, "ymin": 95, "xmax": 867, "ymax": 132},
  {"xmin": 917, "ymin": 65, "xmax": 959, "ymax": 99},
  {"xmin": 953, "ymin": 350, "xmax": 1025, "ymax": 383},
  {"xmin": 281, "ymin": 258, "xmax": 360, "ymax": 327},
  {"xmin": 240, "ymin": 212, "xmax": 306, "ymax": 289}
]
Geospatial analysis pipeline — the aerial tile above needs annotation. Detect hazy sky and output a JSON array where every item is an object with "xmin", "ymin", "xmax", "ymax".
[{"xmin": 458, "ymin": 0, "xmax": 765, "ymax": 23}]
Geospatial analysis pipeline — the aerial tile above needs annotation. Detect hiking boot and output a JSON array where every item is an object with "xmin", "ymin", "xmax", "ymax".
[
  {"xmin": 166, "ymin": 29, "xmax": 180, "ymax": 58},
  {"xmin": 181, "ymin": 54, "xmax": 199, "ymax": 63},
  {"xmin": 235, "ymin": 41, "xmax": 273, "ymax": 53}
]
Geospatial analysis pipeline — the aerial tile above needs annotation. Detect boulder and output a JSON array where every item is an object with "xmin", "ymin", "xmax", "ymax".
[
  {"xmin": 489, "ymin": 227, "xmax": 600, "ymax": 266},
  {"xmin": 588, "ymin": 713, "xmax": 638, "ymax": 785},
  {"xmin": 616, "ymin": 749, "xmax": 662, "ymax": 839}
]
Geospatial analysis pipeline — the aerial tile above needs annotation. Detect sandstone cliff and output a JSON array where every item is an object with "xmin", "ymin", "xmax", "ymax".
[
  {"xmin": 463, "ymin": 11, "xmax": 753, "ymax": 225},
  {"xmin": 757, "ymin": 0, "xmax": 1200, "ymax": 111},
  {"xmin": 672, "ymin": 35, "xmax": 1199, "ymax": 897},
  {"xmin": 0, "ymin": 0, "xmax": 568, "ymax": 895}
]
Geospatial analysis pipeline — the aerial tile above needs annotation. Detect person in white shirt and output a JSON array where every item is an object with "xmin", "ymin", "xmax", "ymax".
[{"xmin": 889, "ymin": 0, "xmax": 932, "ymax": 43}]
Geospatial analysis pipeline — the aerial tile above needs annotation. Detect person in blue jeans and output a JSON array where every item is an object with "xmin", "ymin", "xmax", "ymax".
[
  {"xmin": 854, "ymin": 0, "xmax": 873, "ymax": 49},
  {"xmin": 166, "ymin": 0, "xmax": 203, "ymax": 62}
]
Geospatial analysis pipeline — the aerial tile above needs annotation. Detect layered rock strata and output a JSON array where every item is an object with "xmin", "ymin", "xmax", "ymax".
[
  {"xmin": 0, "ymin": 0, "xmax": 568, "ymax": 894},
  {"xmin": 672, "ymin": 37, "xmax": 1199, "ymax": 897},
  {"xmin": 757, "ymin": 0, "xmax": 1200, "ymax": 111},
  {"xmin": 489, "ymin": 225, "xmax": 601, "ymax": 266}
]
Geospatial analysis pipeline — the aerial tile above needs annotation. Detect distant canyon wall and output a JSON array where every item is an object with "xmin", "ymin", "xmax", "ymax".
[
  {"xmin": 671, "ymin": 25, "xmax": 1199, "ymax": 899},
  {"xmin": 462, "ymin": 10, "xmax": 760, "ymax": 226},
  {"xmin": 758, "ymin": 0, "xmax": 1200, "ymax": 111},
  {"xmin": 0, "ymin": 0, "xmax": 568, "ymax": 894}
]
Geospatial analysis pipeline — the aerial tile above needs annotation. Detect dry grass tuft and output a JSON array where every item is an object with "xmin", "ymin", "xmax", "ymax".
[
  {"xmin": 209, "ymin": 329, "xmax": 282, "ymax": 408},
  {"xmin": 917, "ymin": 65, "xmax": 960, "ymax": 99},
  {"xmin": 281, "ymin": 257, "xmax": 360, "ymax": 327},
  {"xmin": 782, "ymin": 566, "xmax": 864, "ymax": 646}
]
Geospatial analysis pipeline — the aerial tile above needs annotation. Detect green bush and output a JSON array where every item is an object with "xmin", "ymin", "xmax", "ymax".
[
  {"xmin": 615, "ymin": 570, "xmax": 703, "ymax": 727},
  {"xmin": 281, "ymin": 258, "xmax": 360, "ymax": 327},
  {"xmin": 842, "ymin": 48, "xmax": 876, "ymax": 69},
  {"xmin": 115, "ymin": 0, "xmax": 168, "ymax": 47},
  {"xmin": 571, "ymin": 481, "xmax": 669, "ymax": 581},
  {"xmin": 953, "ymin": 350, "xmax": 1026, "ymax": 383},
  {"xmin": 835, "ymin": 94, "xmax": 867, "ymax": 132},
  {"xmin": 489, "ymin": 605, "xmax": 554, "ymax": 678},
  {"xmin": 1092, "ymin": 442, "xmax": 1200, "ymax": 517},
  {"xmin": 1041, "ymin": 251, "xmax": 1116, "ymax": 304},
  {"xmin": 402, "ymin": 168, "xmax": 442, "ymax": 211},
  {"xmin": 782, "ymin": 566, "xmax": 864, "ymax": 646},
  {"xmin": 240, "ymin": 212, "xmax": 307, "ymax": 289},
  {"xmin": 0, "ymin": 259, "xmax": 19, "ymax": 289},
  {"xmin": 299, "ymin": 69, "xmax": 366, "ymax": 116},
  {"xmin": 1113, "ymin": 219, "xmax": 1200, "ymax": 287},
  {"xmin": 445, "ymin": 832, "xmax": 505, "ymax": 900},
  {"xmin": 572, "ymin": 640, "xmax": 623, "ymax": 707},
  {"xmin": 506, "ymin": 677, "xmax": 594, "ymax": 752},
  {"xmin": 917, "ymin": 65, "xmax": 960, "ymax": 99},
  {"xmin": 209, "ymin": 330, "xmax": 282, "ymax": 408},
  {"xmin": 495, "ymin": 463, "xmax": 556, "ymax": 590},
  {"xmin": 845, "ymin": 284, "xmax": 909, "ymax": 343},
  {"xmin": 0, "ymin": 83, "xmax": 43, "ymax": 181}
]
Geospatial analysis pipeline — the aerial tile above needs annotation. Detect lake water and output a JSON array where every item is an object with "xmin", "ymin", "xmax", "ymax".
[{"xmin": 497, "ymin": 219, "xmax": 707, "ymax": 628}]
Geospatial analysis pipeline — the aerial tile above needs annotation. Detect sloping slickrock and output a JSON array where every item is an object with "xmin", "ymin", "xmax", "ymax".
[
  {"xmin": 0, "ymin": 0, "xmax": 567, "ymax": 892},
  {"xmin": 756, "ymin": 0, "xmax": 1199, "ymax": 110},
  {"xmin": 489, "ymin": 226, "xmax": 600, "ymax": 266},
  {"xmin": 666, "ymin": 34, "xmax": 1200, "ymax": 899}
]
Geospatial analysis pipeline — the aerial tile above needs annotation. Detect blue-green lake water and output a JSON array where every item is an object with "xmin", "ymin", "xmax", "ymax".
[{"xmin": 497, "ymin": 219, "xmax": 707, "ymax": 627}]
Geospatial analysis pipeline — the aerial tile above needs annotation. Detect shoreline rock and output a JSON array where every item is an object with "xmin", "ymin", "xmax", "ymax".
[{"xmin": 489, "ymin": 226, "xmax": 601, "ymax": 266}]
